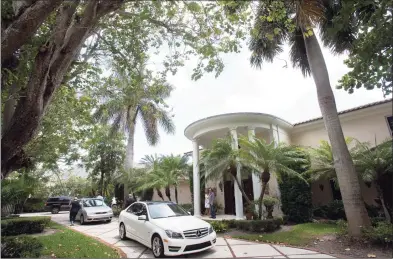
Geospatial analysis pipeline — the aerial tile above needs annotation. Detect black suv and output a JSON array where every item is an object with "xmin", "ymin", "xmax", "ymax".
[{"xmin": 44, "ymin": 196, "xmax": 72, "ymax": 214}]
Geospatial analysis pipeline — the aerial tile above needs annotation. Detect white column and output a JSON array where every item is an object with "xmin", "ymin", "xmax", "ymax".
[
  {"xmin": 230, "ymin": 127, "xmax": 244, "ymax": 219},
  {"xmin": 269, "ymin": 124, "xmax": 283, "ymax": 217},
  {"xmin": 248, "ymin": 127, "xmax": 262, "ymax": 206},
  {"xmin": 192, "ymin": 139, "xmax": 201, "ymax": 217}
]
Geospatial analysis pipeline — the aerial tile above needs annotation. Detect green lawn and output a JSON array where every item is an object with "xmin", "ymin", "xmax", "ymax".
[
  {"xmin": 232, "ymin": 223, "xmax": 339, "ymax": 246},
  {"xmin": 36, "ymin": 222, "xmax": 120, "ymax": 258}
]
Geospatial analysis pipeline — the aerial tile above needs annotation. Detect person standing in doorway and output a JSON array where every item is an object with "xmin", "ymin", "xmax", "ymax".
[
  {"xmin": 69, "ymin": 197, "xmax": 81, "ymax": 226},
  {"xmin": 209, "ymin": 188, "xmax": 216, "ymax": 219},
  {"xmin": 204, "ymin": 189, "xmax": 210, "ymax": 216}
]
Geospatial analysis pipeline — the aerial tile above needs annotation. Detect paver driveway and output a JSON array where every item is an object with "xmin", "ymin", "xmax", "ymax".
[{"xmin": 22, "ymin": 212, "xmax": 335, "ymax": 258}]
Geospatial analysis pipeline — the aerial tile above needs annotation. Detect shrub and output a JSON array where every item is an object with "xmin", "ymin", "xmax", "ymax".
[
  {"xmin": 313, "ymin": 200, "xmax": 346, "ymax": 220},
  {"xmin": 279, "ymin": 174, "xmax": 313, "ymax": 223},
  {"xmin": 1, "ymin": 236, "xmax": 43, "ymax": 258},
  {"xmin": 1, "ymin": 217, "xmax": 51, "ymax": 236},
  {"xmin": 362, "ymin": 222, "xmax": 393, "ymax": 246},
  {"xmin": 206, "ymin": 218, "xmax": 282, "ymax": 233},
  {"xmin": 210, "ymin": 221, "xmax": 229, "ymax": 233},
  {"xmin": 23, "ymin": 198, "xmax": 46, "ymax": 213}
]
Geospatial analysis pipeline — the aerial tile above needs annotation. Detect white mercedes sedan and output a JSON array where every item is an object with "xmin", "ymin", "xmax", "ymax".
[{"xmin": 119, "ymin": 201, "xmax": 216, "ymax": 258}]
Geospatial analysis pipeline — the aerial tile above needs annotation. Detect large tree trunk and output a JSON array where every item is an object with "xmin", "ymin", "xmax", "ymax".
[
  {"xmin": 1, "ymin": 0, "xmax": 125, "ymax": 179},
  {"xmin": 258, "ymin": 171, "xmax": 270, "ymax": 219},
  {"xmin": 123, "ymin": 122, "xmax": 136, "ymax": 205},
  {"xmin": 156, "ymin": 188, "xmax": 164, "ymax": 201},
  {"xmin": 165, "ymin": 186, "xmax": 172, "ymax": 201},
  {"xmin": 230, "ymin": 173, "xmax": 252, "ymax": 205},
  {"xmin": 175, "ymin": 185, "xmax": 179, "ymax": 204},
  {"xmin": 303, "ymin": 31, "xmax": 371, "ymax": 236},
  {"xmin": 1, "ymin": 0, "xmax": 63, "ymax": 64}
]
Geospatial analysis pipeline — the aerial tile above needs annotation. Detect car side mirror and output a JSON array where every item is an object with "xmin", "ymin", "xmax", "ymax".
[{"xmin": 138, "ymin": 215, "xmax": 147, "ymax": 221}]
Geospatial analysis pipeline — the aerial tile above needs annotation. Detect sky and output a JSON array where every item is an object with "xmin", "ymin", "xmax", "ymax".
[{"xmin": 131, "ymin": 39, "xmax": 390, "ymax": 162}]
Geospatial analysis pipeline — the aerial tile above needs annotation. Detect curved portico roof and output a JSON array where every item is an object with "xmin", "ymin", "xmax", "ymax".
[{"xmin": 184, "ymin": 112, "xmax": 293, "ymax": 140}]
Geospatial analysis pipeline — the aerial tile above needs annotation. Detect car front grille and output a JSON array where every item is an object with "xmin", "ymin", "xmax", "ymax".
[
  {"xmin": 96, "ymin": 212, "xmax": 106, "ymax": 214},
  {"xmin": 183, "ymin": 241, "xmax": 211, "ymax": 252},
  {"xmin": 183, "ymin": 227, "xmax": 208, "ymax": 239},
  {"xmin": 168, "ymin": 246, "xmax": 181, "ymax": 252}
]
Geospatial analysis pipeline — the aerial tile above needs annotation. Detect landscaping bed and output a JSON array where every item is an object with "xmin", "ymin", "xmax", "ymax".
[{"xmin": 1, "ymin": 217, "xmax": 122, "ymax": 258}]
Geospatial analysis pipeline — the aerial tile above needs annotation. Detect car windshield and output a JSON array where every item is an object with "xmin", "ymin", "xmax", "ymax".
[
  {"xmin": 148, "ymin": 203, "xmax": 189, "ymax": 219},
  {"xmin": 83, "ymin": 199, "xmax": 105, "ymax": 207}
]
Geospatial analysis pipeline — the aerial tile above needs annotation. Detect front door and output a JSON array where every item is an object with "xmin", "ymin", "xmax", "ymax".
[
  {"xmin": 242, "ymin": 175, "xmax": 254, "ymax": 203},
  {"xmin": 224, "ymin": 180, "xmax": 235, "ymax": 214}
]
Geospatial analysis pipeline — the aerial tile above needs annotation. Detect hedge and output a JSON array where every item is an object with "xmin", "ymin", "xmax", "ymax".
[
  {"xmin": 206, "ymin": 218, "xmax": 283, "ymax": 233},
  {"xmin": 1, "ymin": 236, "xmax": 43, "ymax": 258},
  {"xmin": 1, "ymin": 216, "xmax": 51, "ymax": 236},
  {"xmin": 279, "ymin": 174, "xmax": 313, "ymax": 223}
]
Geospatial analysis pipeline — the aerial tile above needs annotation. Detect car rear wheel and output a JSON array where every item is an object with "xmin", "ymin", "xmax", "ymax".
[
  {"xmin": 152, "ymin": 235, "xmax": 165, "ymax": 258},
  {"xmin": 106, "ymin": 219, "xmax": 111, "ymax": 223},
  {"xmin": 51, "ymin": 207, "xmax": 59, "ymax": 214},
  {"xmin": 119, "ymin": 223, "xmax": 127, "ymax": 240},
  {"xmin": 80, "ymin": 215, "xmax": 85, "ymax": 225}
]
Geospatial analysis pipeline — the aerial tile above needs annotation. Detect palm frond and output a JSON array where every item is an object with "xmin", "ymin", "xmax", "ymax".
[
  {"xmin": 318, "ymin": 0, "xmax": 356, "ymax": 54},
  {"xmin": 289, "ymin": 27, "xmax": 311, "ymax": 77},
  {"xmin": 139, "ymin": 103, "xmax": 159, "ymax": 145},
  {"xmin": 249, "ymin": 1, "xmax": 288, "ymax": 68},
  {"xmin": 156, "ymin": 107, "xmax": 175, "ymax": 134}
]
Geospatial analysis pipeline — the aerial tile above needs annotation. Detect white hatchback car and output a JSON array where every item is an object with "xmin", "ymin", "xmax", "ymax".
[{"xmin": 119, "ymin": 201, "xmax": 216, "ymax": 258}]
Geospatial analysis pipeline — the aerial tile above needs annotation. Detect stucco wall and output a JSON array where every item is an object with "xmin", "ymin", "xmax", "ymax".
[
  {"xmin": 292, "ymin": 102, "xmax": 392, "ymax": 206},
  {"xmin": 291, "ymin": 103, "xmax": 392, "ymax": 148}
]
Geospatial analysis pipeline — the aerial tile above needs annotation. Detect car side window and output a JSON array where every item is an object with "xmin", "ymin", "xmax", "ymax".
[{"xmin": 127, "ymin": 203, "xmax": 137, "ymax": 213}]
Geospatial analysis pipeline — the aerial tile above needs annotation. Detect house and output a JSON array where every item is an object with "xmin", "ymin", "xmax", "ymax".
[{"xmin": 155, "ymin": 99, "xmax": 393, "ymax": 219}]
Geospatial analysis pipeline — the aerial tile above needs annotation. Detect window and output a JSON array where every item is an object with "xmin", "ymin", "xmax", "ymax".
[
  {"xmin": 148, "ymin": 203, "xmax": 189, "ymax": 219},
  {"xmin": 386, "ymin": 116, "xmax": 393, "ymax": 136},
  {"xmin": 128, "ymin": 203, "xmax": 145, "ymax": 216}
]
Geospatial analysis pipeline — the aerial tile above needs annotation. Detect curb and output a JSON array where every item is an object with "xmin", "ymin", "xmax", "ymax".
[{"xmin": 65, "ymin": 225, "xmax": 127, "ymax": 258}]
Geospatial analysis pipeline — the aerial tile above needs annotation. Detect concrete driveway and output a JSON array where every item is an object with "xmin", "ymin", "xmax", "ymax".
[{"xmin": 22, "ymin": 212, "xmax": 335, "ymax": 258}]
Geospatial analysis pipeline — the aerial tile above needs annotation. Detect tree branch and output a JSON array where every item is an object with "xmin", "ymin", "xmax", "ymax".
[{"xmin": 1, "ymin": 0, "xmax": 63, "ymax": 64}]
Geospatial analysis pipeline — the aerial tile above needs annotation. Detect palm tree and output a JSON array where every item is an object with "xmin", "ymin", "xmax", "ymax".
[
  {"xmin": 306, "ymin": 138, "xmax": 356, "ymax": 187},
  {"xmin": 248, "ymin": 0, "xmax": 371, "ymax": 235},
  {"xmin": 139, "ymin": 154, "xmax": 165, "ymax": 201},
  {"xmin": 94, "ymin": 66, "xmax": 175, "ymax": 204},
  {"xmin": 238, "ymin": 136, "xmax": 308, "ymax": 219},
  {"xmin": 159, "ymin": 154, "xmax": 189, "ymax": 203},
  {"xmin": 352, "ymin": 139, "xmax": 393, "ymax": 222},
  {"xmin": 201, "ymin": 137, "xmax": 252, "ymax": 205}
]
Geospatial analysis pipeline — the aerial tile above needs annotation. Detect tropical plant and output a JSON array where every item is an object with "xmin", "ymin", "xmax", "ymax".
[
  {"xmin": 238, "ymin": 136, "xmax": 308, "ymax": 219},
  {"xmin": 201, "ymin": 138, "xmax": 252, "ymax": 205},
  {"xmin": 245, "ymin": 0, "xmax": 372, "ymax": 235},
  {"xmin": 83, "ymin": 125, "xmax": 125, "ymax": 196},
  {"xmin": 352, "ymin": 139, "xmax": 393, "ymax": 222},
  {"xmin": 138, "ymin": 154, "xmax": 165, "ymax": 201},
  {"xmin": 306, "ymin": 137, "xmax": 356, "ymax": 186},
  {"xmin": 135, "ymin": 154, "xmax": 188, "ymax": 204},
  {"xmin": 263, "ymin": 196, "xmax": 279, "ymax": 219},
  {"xmin": 94, "ymin": 65, "xmax": 175, "ymax": 203}
]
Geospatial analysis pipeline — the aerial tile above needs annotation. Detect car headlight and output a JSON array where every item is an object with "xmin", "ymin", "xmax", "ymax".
[
  {"xmin": 209, "ymin": 226, "xmax": 214, "ymax": 234},
  {"xmin": 165, "ymin": 230, "xmax": 183, "ymax": 239}
]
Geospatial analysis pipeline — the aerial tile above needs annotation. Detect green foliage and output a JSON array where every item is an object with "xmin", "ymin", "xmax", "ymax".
[
  {"xmin": 23, "ymin": 198, "xmax": 46, "ymax": 213},
  {"xmin": 263, "ymin": 196, "xmax": 279, "ymax": 208},
  {"xmin": 313, "ymin": 200, "xmax": 347, "ymax": 220},
  {"xmin": 1, "ymin": 217, "xmax": 51, "ymax": 236},
  {"xmin": 362, "ymin": 222, "xmax": 393, "ymax": 246},
  {"xmin": 83, "ymin": 125, "xmax": 125, "ymax": 197},
  {"xmin": 209, "ymin": 221, "xmax": 229, "ymax": 233},
  {"xmin": 204, "ymin": 218, "xmax": 282, "ymax": 233},
  {"xmin": 1, "ymin": 236, "xmax": 43, "ymax": 258},
  {"xmin": 336, "ymin": 0, "xmax": 392, "ymax": 96},
  {"xmin": 280, "ymin": 174, "xmax": 313, "ymax": 223}
]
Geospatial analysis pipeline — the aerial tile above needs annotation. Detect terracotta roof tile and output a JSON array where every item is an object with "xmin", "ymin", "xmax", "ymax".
[{"xmin": 293, "ymin": 98, "xmax": 392, "ymax": 126}]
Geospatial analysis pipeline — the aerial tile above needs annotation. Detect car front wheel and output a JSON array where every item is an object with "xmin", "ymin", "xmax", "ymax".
[
  {"xmin": 152, "ymin": 235, "xmax": 165, "ymax": 258},
  {"xmin": 51, "ymin": 207, "xmax": 59, "ymax": 214},
  {"xmin": 80, "ymin": 215, "xmax": 85, "ymax": 225},
  {"xmin": 119, "ymin": 223, "xmax": 127, "ymax": 240}
]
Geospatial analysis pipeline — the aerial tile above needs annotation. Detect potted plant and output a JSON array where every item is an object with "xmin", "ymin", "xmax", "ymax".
[
  {"xmin": 263, "ymin": 196, "xmax": 279, "ymax": 219},
  {"xmin": 245, "ymin": 201, "xmax": 257, "ymax": 220}
]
